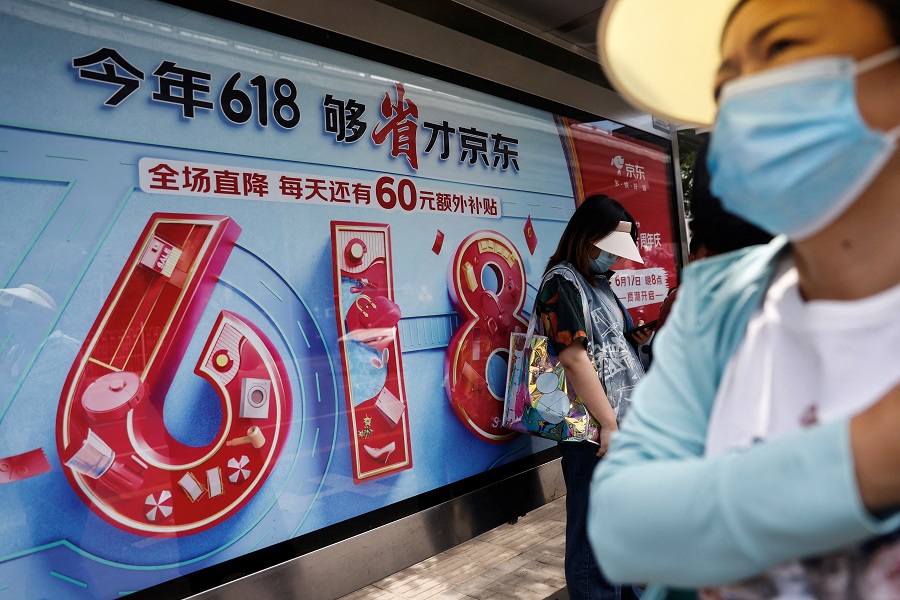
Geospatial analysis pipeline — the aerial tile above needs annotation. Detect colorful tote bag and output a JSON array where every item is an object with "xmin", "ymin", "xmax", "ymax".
[{"xmin": 502, "ymin": 267, "xmax": 600, "ymax": 443}]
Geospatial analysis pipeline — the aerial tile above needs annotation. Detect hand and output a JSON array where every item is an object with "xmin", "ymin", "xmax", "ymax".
[
  {"xmin": 628, "ymin": 320, "xmax": 655, "ymax": 346},
  {"xmin": 596, "ymin": 424, "xmax": 618, "ymax": 458}
]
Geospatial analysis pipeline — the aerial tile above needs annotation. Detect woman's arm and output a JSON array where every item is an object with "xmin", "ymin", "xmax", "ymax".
[
  {"xmin": 586, "ymin": 260, "xmax": 900, "ymax": 588},
  {"xmin": 535, "ymin": 271, "xmax": 619, "ymax": 455},
  {"xmin": 852, "ymin": 383, "xmax": 900, "ymax": 513},
  {"xmin": 559, "ymin": 343, "xmax": 618, "ymax": 456}
]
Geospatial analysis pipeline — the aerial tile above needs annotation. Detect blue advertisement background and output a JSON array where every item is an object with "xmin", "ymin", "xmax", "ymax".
[{"xmin": 0, "ymin": 0, "xmax": 579, "ymax": 597}]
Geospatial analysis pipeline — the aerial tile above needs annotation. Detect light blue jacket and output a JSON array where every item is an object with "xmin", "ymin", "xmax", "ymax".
[{"xmin": 587, "ymin": 236, "xmax": 900, "ymax": 599}]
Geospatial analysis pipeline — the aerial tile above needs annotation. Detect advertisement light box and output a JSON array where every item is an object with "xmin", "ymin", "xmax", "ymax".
[{"xmin": 0, "ymin": 0, "xmax": 680, "ymax": 597}]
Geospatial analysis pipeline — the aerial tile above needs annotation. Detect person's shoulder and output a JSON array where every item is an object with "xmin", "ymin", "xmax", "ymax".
[
  {"xmin": 539, "ymin": 264, "xmax": 575, "ymax": 298},
  {"xmin": 671, "ymin": 237, "xmax": 789, "ymax": 335},
  {"xmin": 545, "ymin": 261, "xmax": 577, "ymax": 278},
  {"xmin": 543, "ymin": 262, "xmax": 585, "ymax": 289},
  {"xmin": 682, "ymin": 236, "xmax": 788, "ymax": 296}
]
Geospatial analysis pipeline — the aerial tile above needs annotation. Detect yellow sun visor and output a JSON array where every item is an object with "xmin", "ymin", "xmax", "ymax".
[{"xmin": 597, "ymin": 0, "xmax": 742, "ymax": 126}]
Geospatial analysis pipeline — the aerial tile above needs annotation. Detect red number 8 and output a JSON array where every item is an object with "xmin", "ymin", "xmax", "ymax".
[{"xmin": 445, "ymin": 231, "xmax": 528, "ymax": 442}]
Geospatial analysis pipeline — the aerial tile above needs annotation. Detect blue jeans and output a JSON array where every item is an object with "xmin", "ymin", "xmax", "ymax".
[{"xmin": 559, "ymin": 442, "xmax": 643, "ymax": 600}]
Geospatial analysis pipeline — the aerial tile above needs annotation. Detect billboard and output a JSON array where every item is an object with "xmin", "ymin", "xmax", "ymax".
[{"xmin": 0, "ymin": 0, "xmax": 680, "ymax": 597}]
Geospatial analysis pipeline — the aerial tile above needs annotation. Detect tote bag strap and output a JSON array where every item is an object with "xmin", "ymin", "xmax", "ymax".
[{"xmin": 516, "ymin": 264, "xmax": 593, "ymax": 374}]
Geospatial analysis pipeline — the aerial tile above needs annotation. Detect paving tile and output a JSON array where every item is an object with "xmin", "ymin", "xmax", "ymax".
[
  {"xmin": 382, "ymin": 575, "xmax": 423, "ymax": 592},
  {"xmin": 338, "ymin": 587, "xmax": 379, "ymax": 600},
  {"xmin": 452, "ymin": 573, "xmax": 502, "ymax": 598},
  {"xmin": 462, "ymin": 541, "xmax": 503, "ymax": 561},
  {"xmin": 408, "ymin": 581, "xmax": 453, "ymax": 599},
  {"xmin": 504, "ymin": 577, "xmax": 557, "ymax": 597},
  {"xmin": 543, "ymin": 588, "xmax": 569, "ymax": 600},
  {"xmin": 520, "ymin": 561, "xmax": 563, "ymax": 581},
  {"xmin": 390, "ymin": 582, "xmax": 423, "ymax": 596},
  {"xmin": 529, "ymin": 551, "xmax": 564, "ymax": 566},
  {"xmin": 339, "ymin": 496, "xmax": 568, "ymax": 600},
  {"xmin": 522, "ymin": 565, "xmax": 564, "ymax": 587},
  {"xmin": 542, "ymin": 576, "xmax": 567, "ymax": 591},
  {"xmin": 430, "ymin": 592, "xmax": 475, "ymax": 600},
  {"xmin": 479, "ymin": 548, "xmax": 521, "ymax": 568},
  {"xmin": 361, "ymin": 589, "xmax": 405, "ymax": 600},
  {"xmin": 417, "ymin": 577, "xmax": 453, "ymax": 592},
  {"xmin": 481, "ymin": 591, "xmax": 524, "ymax": 600},
  {"xmin": 477, "ymin": 525, "xmax": 515, "ymax": 543},
  {"xmin": 422, "ymin": 556, "xmax": 472, "ymax": 578},
  {"xmin": 444, "ymin": 563, "xmax": 491, "ymax": 585},
  {"xmin": 487, "ymin": 553, "xmax": 534, "ymax": 575}
]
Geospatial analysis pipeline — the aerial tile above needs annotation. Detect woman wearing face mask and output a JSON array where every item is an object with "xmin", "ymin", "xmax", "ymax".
[
  {"xmin": 535, "ymin": 194, "xmax": 648, "ymax": 600},
  {"xmin": 587, "ymin": 0, "xmax": 900, "ymax": 598}
]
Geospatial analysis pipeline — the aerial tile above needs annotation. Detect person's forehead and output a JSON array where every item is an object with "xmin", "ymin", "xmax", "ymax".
[
  {"xmin": 721, "ymin": 0, "xmax": 894, "ymax": 67},
  {"xmin": 723, "ymin": 0, "xmax": 822, "ymax": 42},
  {"xmin": 724, "ymin": 0, "xmax": 891, "ymax": 44}
]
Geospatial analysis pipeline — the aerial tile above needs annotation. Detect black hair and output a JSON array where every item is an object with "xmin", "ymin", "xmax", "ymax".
[
  {"xmin": 688, "ymin": 236, "xmax": 706, "ymax": 257},
  {"xmin": 867, "ymin": 0, "xmax": 900, "ymax": 43},
  {"xmin": 689, "ymin": 138, "xmax": 773, "ymax": 255},
  {"xmin": 545, "ymin": 195, "xmax": 636, "ymax": 284}
]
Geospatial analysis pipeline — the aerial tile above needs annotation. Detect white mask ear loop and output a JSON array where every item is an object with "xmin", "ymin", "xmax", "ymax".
[
  {"xmin": 856, "ymin": 47, "xmax": 900, "ymax": 140},
  {"xmin": 753, "ymin": 302, "xmax": 781, "ymax": 445},
  {"xmin": 753, "ymin": 340, "xmax": 774, "ymax": 445},
  {"xmin": 855, "ymin": 46, "xmax": 900, "ymax": 74}
]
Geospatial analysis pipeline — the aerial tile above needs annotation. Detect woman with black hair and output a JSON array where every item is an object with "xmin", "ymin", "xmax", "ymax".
[
  {"xmin": 654, "ymin": 138, "xmax": 774, "ymax": 333},
  {"xmin": 535, "ymin": 194, "xmax": 648, "ymax": 600}
]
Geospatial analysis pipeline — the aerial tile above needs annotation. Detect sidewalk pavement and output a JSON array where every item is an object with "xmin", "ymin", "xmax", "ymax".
[{"xmin": 337, "ymin": 496, "xmax": 569, "ymax": 600}]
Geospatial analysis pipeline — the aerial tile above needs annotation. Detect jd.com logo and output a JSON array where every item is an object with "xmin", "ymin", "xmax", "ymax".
[{"xmin": 611, "ymin": 155, "xmax": 647, "ymax": 180}]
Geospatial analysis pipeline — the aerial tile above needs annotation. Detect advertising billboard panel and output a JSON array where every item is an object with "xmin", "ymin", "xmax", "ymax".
[{"xmin": 0, "ymin": 0, "xmax": 680, "ymax": 596}]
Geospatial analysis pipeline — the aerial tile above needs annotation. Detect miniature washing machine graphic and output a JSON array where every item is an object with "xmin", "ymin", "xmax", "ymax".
[{"xmin": 240, "ymin": 378, "xmax": 271, "ymax": 419}]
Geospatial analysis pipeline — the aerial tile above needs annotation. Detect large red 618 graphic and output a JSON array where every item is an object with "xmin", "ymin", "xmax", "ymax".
[
  {"xmin": 445, "ymin": 231, "xmax": 527, "ymax": 442},
  {"xmin": 56, "ymin": 214, "xmax": 291, "ymax": 536}
]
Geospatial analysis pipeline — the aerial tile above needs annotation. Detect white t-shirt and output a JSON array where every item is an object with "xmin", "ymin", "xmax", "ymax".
[
  {"xmin": 707, "ymin": 260, "xmax": 900, "ymax": 455},
  {"xmin": 703, "ymin": 260, "xmax": 900, "ymax": 600}
]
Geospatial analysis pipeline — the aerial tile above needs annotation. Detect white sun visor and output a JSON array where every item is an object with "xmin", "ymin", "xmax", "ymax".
[
  {"xmin": 0, "ymin": 284, "xmax": 57, "ymax": 310},
  {"xmin": 594, "ymin": 221, "xmax": 643, "ymax": 264}
]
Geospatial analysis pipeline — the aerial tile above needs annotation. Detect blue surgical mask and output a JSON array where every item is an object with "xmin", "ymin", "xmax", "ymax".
[
  {"xmin": 590, "ymin": 250, "xmax": 618, "ymax": 274},
  {"xmin": 708, "ymin": 47, "xmax": 900, "ymax": 240}
]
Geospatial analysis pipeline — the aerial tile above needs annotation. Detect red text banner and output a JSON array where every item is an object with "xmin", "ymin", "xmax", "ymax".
[
  {"xmin": 139, "ymin": 158, "xmax": 501, "ymax": 219},
  {"xmin": 0, "ymin": 449, "xmax": 52, "ymax": 484}
]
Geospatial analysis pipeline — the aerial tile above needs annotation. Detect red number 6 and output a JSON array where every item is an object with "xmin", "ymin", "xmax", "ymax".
[{"xmin": 56, "ymin": 214, "xmax": 292, "ymax": 536}]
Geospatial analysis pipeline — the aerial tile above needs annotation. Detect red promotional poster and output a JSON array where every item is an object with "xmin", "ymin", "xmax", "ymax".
[
  {"xmin": 331, "ymin": 222, "xmax": 412, "ymax": 483},
  {"xmin": 559, "ymin": 119, "xmax": 679, "ymax": 323}
]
